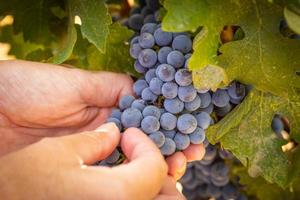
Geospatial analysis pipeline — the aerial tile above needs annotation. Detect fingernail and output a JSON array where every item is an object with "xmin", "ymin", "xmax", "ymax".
[{"xmin": 95, "ymin": 122, "xmax": 118, "ymax": 133}]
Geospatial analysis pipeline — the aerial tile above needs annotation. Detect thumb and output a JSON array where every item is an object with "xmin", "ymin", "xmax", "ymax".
[{"xmin": 58, "ymin": 122, "xmax": 121, "ymax": 165}]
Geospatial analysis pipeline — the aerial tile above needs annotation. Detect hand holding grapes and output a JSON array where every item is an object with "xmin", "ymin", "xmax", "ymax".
[{"xmin": 0, "ymin": 123, "xmax": 185, "ymax": 200}]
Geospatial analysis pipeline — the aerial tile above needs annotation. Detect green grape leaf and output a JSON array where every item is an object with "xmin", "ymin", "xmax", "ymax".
[
  {"xmin": 52, "ymin": 2, "xmax": 77, "ymax": 64},
  {"xmin": 219, "ymin": 1, "xmax": 300, "ymax": 99},
  {"xmin": 0, "ymin": 25, "xmax": 43, "ymax": 59},
  {"xmin": 162, "ymin": 0, "xmax": 300, "ymax": 98},
  {"xmin": 232, "ymin": 162, "xmax": 300, "ymax": 200},
  {"xmin": 284, "ymin": 5, "xmax": 300, "ymax": 34},
  {"xmin": 71, "ymin": 0, "xmax": 112, "ymax": 53},
  {"xmin": 87, "ymin": 23, "xmax": 137, "ymax": 75},
  {"xmin": 8, "ymin": 0, "xmax": 59, "ymax": 44},
  {"xmin": 25, "ymin": 48, "xmax": 53, "ymax": 62},
  {"xmin": 207, "ymin": 89, "xmax": 300, "ymax": 187}
]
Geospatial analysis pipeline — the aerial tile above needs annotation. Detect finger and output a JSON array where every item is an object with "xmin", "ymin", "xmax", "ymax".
[
  {"xmin": 111, "ymin": 128, "xmax": 168, "ymax": 199},
  {"xmin": 81, "ymin": 71, "xmax": 134, "ymax": 107},
  {"xmin": 155, "ymin": 176, "xmax": 186, "ymax": 200},
  {"xmin": 58, "ymin": 122, "xmax": 121, "ymax": 164},
  {"xmin": 166, "ymin": 152, "xmax": 187, "ymax": 180},
  {"xmin": 183, "ymin": 144, "xmax": 206, "ymax": 162}
]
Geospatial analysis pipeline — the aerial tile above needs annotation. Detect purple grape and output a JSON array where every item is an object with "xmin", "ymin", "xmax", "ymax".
[
  {"xmin": 199, "ymin": 92, "xmax": 212, "ymax": 108},
  {"xmin": 185, "ymin": 95, "xmax": 201, "ymax": 111},
  {"xmin": 141, "ymin": 87, "xmax": 158, "ymax": 102},
  {"xmin": 105, "ymin": 149, "xmax": 120, "ymax": 164},
  {"xmin": 133, "ymin": 79, "xmax": 148, "ymax": 96},
  {"xmin": 161, "ymin": 130, "xmax": 176, "ymax": 139},
  {"xmin": 128, "ymin": 14, "xmax": 144, "ymax": 31},
  {"xmin": 145, "ymin": 68, "xmax": 156, "ymax": 83},
  {"xmin": 134, "ymin": 60, "xmax": 147, "ymax": 73},
  {"xmin": 144, "ymin": 14, "xmax": 156, "ymax": 23},
  {"xmin": 141, "ymin": 23, "xmax": 157, "ymax": 34},
  {"xmin": 174, "ymin": 132, "xmax": 190, "ymax": 150},
  {"xmin": 110, "ymin": 108, "xmax": 122, "ymax": 120},
  {"xmin": 156, "ymin": 64, "xmax": 176, "ymax": 82},
  {"xmin": 160, "ymin": 112, "xmax": 177, "ymax": 130},
  {"xmin": 121, "ymin": 108, "xmax": 143, "ymax": 128},
  {"xmin": 138, "ymin": 49, "xmax": 157, "ymax": 68},
  {"xmin": 141, "ymin": 116, "xmax": 160, "ymax": 134},
  {"xmin": 158, "ymin": 46, "xmax": 172, "ymax": 63},
  {"xmin": 161, "ymin": 82, "xmax": 178, "ymax": 99},
  {"xmin": 131, "ymin": 99, "xmax": 146, "ymax": 111},
  {"xmin": 149, "ymin": 131, "xmax": 165, "ymax": 148},
  {"xmin": 138, "ymin": 32, "xmax": 155, "ymax": 48},
  {"xmin": 175, "ymin": 69, "xmax": 192, "ymax": 86},
  {"xmin": 130, "ymin": 43, "xmax": 142, "ymax": 59},
  {"xmin": 177, "ymin": 114, "xmax": 197, "ymax": 134},
  {"xmin": 212, "ymin": 89, "xmax": 230, "ymax": 107},
  {"xmin": 195, "ymin": 112, "xmax": 212, "ymax": 129},
  {"xmin": 160, "ymin": 138, "xmax": 176, "ymax": 156},
  {"xmin": 167, "ymin": 50, "xmax": 185, "ymax": 68},
  {"xmin": 189, "ymin": 127, "xmax": 205, "ymax": 144},
  {"xmin": 154, "ymin": 27, "xmax": 173, "ymax": 46},
  {"xmin": 172, "ymin": 35, "xmax": 192, "ymax": 53},
  {"xmin": 149, "ymin": 77, "xmax": 163, "ymax": 95},
  {"xmin": 142, "ymin": 105, "xmax": 161, "ymax": 118},
  {"xmin": 178, "ymin": 85, "xmax": 197, "ymax": 102},
  {"xmin": 164, "ymin": 97, "xmax": 184, "ymax": 114},
  {"xmin": 119, "ymin": 95, "xmax": 135, "ymax": 110}
]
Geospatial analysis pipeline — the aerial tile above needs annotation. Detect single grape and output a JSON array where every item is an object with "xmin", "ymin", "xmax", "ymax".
[
  {"xmin": 142, "ymin": 105, "xmax": 161, "ymax": 118},
  {"xmin": 154, "ymin": 27, "xmax": 173, "ymax": 46},
  {"xmin": 214, "ymin": 103, "xmax": 232, "ymax": 117},
  {"xmin": 212, "ymin": 89, "xmax": 230, "ymax": 107},
  {"xmin": 195, "ymin": 112, "xmax": 212, "ymax": 129},
  {"xmin": 206, "ymin": 184, "xmax": 222, "ymax": 199},
  {"xmin": 211, "ymin": 176, "xmax": 230, "ymax": 187},
  {"xmin": 227, "ymin": 81, "xmax": 246, "ymax": 100},
  {"xmin": 160, "ymin": 138, "xmax": 176, "ymax": 156},
  {"xmin": 199, "ymin": 92, "xmax": 212, "ymax": 108},
  {"xmin": 146, "ymin": 0, "xmax": 160, "ymax": 11},
  {"xmin": 130, "ymin": 36, "xmax": 139, "ymax": 45},
  {"xmin": 141, "ymin": 87, "xmax": 158, "ymax": 102},
  {"xmin": 145, "ymin": 14, "xmax": 157, "ymax": 23},
  {"xmin": 167, "ymin": 50, "xmax": 185, "ymax": 68},
  {"xmin": 161, "ymin": 82, "xmax": 178, "ymax": 99},
  {"xmin": 175, "ymin": 69, "xmax": 192, "ymax": 86},
  {"xmin": 174, "ymin": 132, "xmax": 190, "ymax": 150},
  {"xmin": 271, "ymin": 116, "xmax": 284, "ymax": 134},
  {"xmin": 133, "ymin": 79, "xmax": 148, "ymax": 96},
  {"xmin": 160, "ymin": 112, "xmax": 177, "ymax": 130},
  {"xmin": 121, "ymin": 108, "xmax": 143, "ymax": 128},
  {"xmin": 110, "ymin": 108, "xmax": 122, "ymax": 120},
  {"xmin": 107, "ymin": 117, "xmax": 122, "ymax": 131},
  {"xmin": 105, "ymin": 149, "xmax": 120, "ymax": 164},
  {"xmin": 185, "ymin": 95, "xmax": 201, "ymax": 111},
  {"xmin": 141, "ymin": 6, "xmax": 152, "ymax": 17},
  {"xmin": 138, "ymin": 32, "xmax": 155, "ymax": 48},
  {"xmin": 156, "ymin": 64, "xmax": 176, "ymax": 82},
  {"xmin": 128, "ymin": 14, "xmax": 144, "ymax": 31},
  {"xmin": 179, "ymin": 169, "xmax": 193, "ymax": 184},
  {"xmin": 141, "ymin": 23, "xmax": 157, "ymax": 34},
  {"xmin": 158, "ymin": 46, "xmax": 172, "ymax": 64},
  {"xmin": 210, "ymin": 162, "xmax": 229, "ymax": 181},
  {"xmin": 129, "ymin": 7, "xmax": 141, "ymax": 16},
  {"xmin": 131, "ymin": 99, "xmax": 146, "ymax": 111},
  {"xmin": 198, "ymin": 103, "xmax": 214, "ymax": 114},
  {"xmin": 222, "ymin": 183, "xmax": 240, "ymax": 200},
  {"xmin": 164, "ymin": 97, "xmax": 184, "ymax": 114},
  {"xmin": 149, "ymin": 131, "xmax": 165, "ymax": 148},
  {"xmin": 130, "ymin": 43, "xmax": 142, "ymax": 59},
  {"xmin": 189, "ymin": 127, "xmax": 205, "ymax": 144},
  {"xmin": 185, "ymin": 53, "xmax": 192, "ymax": 59},
  {"xmin": 138, "ymin": 49, "xmax": 157, "ymax": 68},
  {"xmin": 149, "ymin": 77, "xmax": 163, "ymax": 95},
  {"xmin": 119, "ymin": 95, "xmax": 135, "ymax": 110},
  {"xmin": 141, "ymin": 116, "xmax": 160, "ymax": 134},
  {"xmin": 178, "ymin": 85, "xmax": 197, "ymax": 102},
  {"xmin": 172, "ymin": 35, "xmax": 192, "ymax": 53},
  {"xmin": 134, "ymin": 60, "xmax": 147, "ymax": 73},
  {"xmin": 145, "ymin": 68, "xmax": 156, "ymax": 83},
  {"xmin": 161, "ymin": 129, "xmax": 176, "ymax": 139},
  {"xmin": 177, "ymin": 114, "xmax": 197, "ymax": 134}
]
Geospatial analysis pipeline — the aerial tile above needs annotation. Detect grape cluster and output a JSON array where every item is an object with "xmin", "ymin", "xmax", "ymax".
[
  {"xmin": 180, "ymin": 144, "xmax": 248, "ymax": 200},
  {"xmin": 121, "ymin": 0, "xmax": 160, "ymax": 32},
  {"xmin": 100, "ymin": 14, "xmax": 248, "ymax": 165}
]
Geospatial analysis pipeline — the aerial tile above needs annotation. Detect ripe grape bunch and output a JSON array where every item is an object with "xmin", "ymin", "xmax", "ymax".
[
  {"xmin": 99, "ymin": 0, "xmax": 248, "ymax": 166},
  {"xmin": 180, "ymin": 144, "xmax": 248, "ymax": 200}
]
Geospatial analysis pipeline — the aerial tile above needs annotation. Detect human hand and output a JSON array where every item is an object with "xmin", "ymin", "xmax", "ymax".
[
  {"xmin": 0, "ymin": 60, "xmax": 133, "ymax": 155},
  {"xmin": 0, "ymin": 123, "xmax": 185, "ymax": 200}
]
